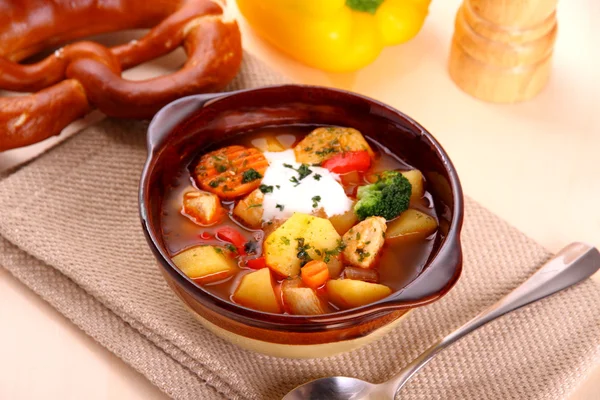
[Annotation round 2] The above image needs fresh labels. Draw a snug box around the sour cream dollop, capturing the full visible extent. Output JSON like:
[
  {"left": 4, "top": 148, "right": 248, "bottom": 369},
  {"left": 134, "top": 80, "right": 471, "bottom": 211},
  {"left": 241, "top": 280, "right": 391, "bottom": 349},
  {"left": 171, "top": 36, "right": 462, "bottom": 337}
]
[{"left": 261, "top": 150, "right": 352, "bottom": 221}]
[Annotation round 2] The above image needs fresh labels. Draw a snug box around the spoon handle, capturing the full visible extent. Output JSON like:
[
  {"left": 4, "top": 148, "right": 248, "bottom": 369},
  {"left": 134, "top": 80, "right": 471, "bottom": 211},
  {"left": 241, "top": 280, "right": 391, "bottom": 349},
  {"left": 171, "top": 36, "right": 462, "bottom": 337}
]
[{"left": 380, "top": 242, "right": 600, "bottom": 398}]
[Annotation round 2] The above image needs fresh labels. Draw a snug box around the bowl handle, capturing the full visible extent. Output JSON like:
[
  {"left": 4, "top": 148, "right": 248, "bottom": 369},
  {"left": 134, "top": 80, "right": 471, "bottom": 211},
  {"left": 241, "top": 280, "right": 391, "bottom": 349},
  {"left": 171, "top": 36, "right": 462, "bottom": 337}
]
[
  {"left": 146, "top": 92, "right": 234, "bottom": 152},
  {"left": 393, "top": 235, "right": 463, "bottom": 304}
]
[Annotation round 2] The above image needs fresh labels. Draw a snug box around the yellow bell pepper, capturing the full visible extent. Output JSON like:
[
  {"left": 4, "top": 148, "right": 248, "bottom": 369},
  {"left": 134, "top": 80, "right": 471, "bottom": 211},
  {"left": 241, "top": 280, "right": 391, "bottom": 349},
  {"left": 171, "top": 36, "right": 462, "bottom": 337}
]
[{"left": 236, "top": 0, "right": 431, "bottom": 72}]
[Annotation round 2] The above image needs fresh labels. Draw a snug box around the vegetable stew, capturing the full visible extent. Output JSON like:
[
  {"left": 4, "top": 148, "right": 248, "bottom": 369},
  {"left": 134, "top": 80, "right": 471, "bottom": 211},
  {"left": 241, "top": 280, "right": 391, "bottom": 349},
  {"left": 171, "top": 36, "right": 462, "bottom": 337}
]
[{"left": 161, "top": 125, "right": 439, "bottom": 315}]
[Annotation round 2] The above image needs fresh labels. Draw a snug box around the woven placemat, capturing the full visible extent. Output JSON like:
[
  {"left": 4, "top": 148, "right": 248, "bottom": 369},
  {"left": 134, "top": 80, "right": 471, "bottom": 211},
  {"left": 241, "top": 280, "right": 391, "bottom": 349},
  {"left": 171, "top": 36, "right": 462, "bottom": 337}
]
[{"left": 1, "top": 53, "right": 599, "bottom": 400}]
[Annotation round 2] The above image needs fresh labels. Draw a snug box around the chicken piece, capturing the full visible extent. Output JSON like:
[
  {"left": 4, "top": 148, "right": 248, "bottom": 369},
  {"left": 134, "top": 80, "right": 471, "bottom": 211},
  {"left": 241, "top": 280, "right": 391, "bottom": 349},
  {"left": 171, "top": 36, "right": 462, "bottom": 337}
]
[
  {"left": 342, "top": 216, "right": 387, "bottom": 268},
  {"left": 233, "top": 189, "right": 264, "bottom": 228},
  {"left": 182, "top": 190, "right": 224, "bottom": 225},
  {"left": 294, "top": 127, "right": 374, "bottom": 165}
]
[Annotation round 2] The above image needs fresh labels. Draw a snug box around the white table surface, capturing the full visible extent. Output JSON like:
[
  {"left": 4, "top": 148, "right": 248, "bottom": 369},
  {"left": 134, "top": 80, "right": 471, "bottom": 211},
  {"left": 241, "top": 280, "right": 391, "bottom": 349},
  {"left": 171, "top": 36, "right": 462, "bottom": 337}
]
[{"left": 1, "top": 1, "right": 598, "bottom": 399}]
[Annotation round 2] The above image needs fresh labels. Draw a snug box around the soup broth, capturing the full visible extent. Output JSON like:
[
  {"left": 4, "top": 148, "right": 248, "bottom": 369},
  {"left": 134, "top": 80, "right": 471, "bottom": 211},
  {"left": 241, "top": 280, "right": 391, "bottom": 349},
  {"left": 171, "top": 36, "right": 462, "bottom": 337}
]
[{"left": 161, "top": 125, "right": 438, "bottom": 315}]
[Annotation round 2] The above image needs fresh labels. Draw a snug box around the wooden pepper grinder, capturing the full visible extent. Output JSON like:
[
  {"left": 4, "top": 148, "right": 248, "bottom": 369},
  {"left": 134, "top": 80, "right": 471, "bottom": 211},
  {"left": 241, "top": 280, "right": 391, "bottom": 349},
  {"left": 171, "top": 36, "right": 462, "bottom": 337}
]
[{"left": 448, "top": 0, "right": 558, "bottom": 103}]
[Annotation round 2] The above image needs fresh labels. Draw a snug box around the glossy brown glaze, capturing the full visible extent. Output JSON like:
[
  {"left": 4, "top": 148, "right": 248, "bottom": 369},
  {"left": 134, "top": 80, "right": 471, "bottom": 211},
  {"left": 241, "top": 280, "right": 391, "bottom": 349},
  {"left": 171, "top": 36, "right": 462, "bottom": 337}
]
[
  {"left": 0, "top": 0, "right": 242, "bottom": 151},
  {"left": 140, "top": 85, "right": 464, "bottom": 344}
]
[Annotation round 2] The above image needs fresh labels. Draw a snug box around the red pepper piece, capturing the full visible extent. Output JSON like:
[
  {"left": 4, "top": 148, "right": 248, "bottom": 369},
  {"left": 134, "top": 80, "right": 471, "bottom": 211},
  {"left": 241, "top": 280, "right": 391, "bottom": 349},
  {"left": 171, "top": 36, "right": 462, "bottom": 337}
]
[
  {"left": 246, "top": 257, "right": 266, "bottom": 269},
  {"left": 216, "top": 227, "right": 247, "bottom": 255},
  {"left": 322, "top": 151, "right": 371, "bottom": 174}
]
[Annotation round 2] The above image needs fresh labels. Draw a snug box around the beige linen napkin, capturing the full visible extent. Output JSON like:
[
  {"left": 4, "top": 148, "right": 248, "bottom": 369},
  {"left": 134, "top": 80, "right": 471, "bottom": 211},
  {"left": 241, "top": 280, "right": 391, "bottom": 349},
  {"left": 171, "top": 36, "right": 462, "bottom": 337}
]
[{"left": 1, "top": 54, "right": 599, "bottom": 400}]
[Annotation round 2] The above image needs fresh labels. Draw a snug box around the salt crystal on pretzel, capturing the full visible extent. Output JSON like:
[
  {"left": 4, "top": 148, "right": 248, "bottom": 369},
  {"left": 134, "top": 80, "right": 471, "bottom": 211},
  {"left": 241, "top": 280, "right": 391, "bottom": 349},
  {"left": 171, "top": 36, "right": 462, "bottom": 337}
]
[{"left": 0, "top": 0, "right": 242, "bottom": 151}]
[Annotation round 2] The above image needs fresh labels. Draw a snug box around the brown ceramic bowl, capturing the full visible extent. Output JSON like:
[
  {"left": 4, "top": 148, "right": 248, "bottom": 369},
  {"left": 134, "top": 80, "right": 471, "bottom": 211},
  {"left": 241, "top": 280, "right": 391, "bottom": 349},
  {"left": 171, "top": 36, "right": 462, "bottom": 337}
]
[{"left": 139, "top": 85, "right": 464, "bottom": 358}]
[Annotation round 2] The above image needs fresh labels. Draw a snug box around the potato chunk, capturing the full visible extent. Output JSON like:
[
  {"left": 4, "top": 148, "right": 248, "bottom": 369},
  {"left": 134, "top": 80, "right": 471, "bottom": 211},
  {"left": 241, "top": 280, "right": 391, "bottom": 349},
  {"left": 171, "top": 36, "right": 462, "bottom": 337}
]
[
  {"left": 342, "top": 217, "right": 387, "bottom": 268},
  {"left": 172, "top": 246, "right": 237, "bottom": 284},
  {"left": 329, "top": 208, "right": 358, "bottom": 236},
  {"left": 326, "top": 255, "right": 344, "bottom": 278},
  {"left": 264, "top": 213, "right": 341, "bottom": 277},
  {"left": 386, "top": 209, "right": 438, "bottom": 240},
  {"left": 182, "top": 190, "right": 224, "bottom": 225},
  {"left": 233, "top": 268, "right": 281, "bottom": 313},
  {"left": 251, "top": 136, "right": 286, "bottom": 152},
  {"left": 401, "top": 170, "right": 424, "bottom": 202},
  {"left": 283, "top": 287, "right": 327, "bottom": 315},
  {"left": 327, "top": 279, "right": 392, "bottom": 309},
  {"left": 294, "top": 127, "right": 374, "bottom": 164},
  {"left": 233, "top": 189, "right": 264, "bottom": 228}
]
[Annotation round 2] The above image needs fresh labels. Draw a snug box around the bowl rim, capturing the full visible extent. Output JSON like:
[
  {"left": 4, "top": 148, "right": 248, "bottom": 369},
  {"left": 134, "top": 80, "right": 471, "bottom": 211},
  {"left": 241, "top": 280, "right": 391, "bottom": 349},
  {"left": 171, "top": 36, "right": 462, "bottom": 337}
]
[{"left": 139, "top": 84, "right": 464, "bottom": 331}]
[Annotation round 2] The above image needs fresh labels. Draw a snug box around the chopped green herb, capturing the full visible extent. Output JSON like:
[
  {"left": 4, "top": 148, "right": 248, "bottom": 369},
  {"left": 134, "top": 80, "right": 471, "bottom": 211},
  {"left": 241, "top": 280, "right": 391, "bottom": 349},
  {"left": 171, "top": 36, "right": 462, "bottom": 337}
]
[
  {"left": 323, "top": 240, "right": 346, "bottom": 263},
  {"left": 356, "top": 232, "right": 361, "bottom": 240},
  {"left": 215, "top": 164, "right": 227, "bottom": 173},
  {"left": 214, "top": 247, "right": 223, "bottom": 254},
  {"left": 225, "top": 244, "right": 237, "bottom": 253},
  {"left": 246, "top": 203, "right": 263, "bottom": 209},
  {"left": 284, "top": 163, "right": 313, "bottom": 185},
  {"left": 241, "top": 168, "right": 263, "bottom": 184},
  {"left": 296, "top": 238, "right": 312, "bottom": 266},
  {"left": 281, "top": 236, "right": 290, "bottom": 245},
  {"left": 208, "top": 176, "right": 226, "bottom": 188},
  {"left": 304, "top": 146, "right": 313, "bottom": 152},
  {"left": 222, "top": 185, "right": 233, "bottom": 192},
  {"left": 276, "top": 204, "right": 285, "bottom": 211},
  {"left": 356, "top": 249, "right": 371, "bottom": 263},
  {"left": 311, "top": 195, "right": 322, "bottom": 208},
  {"left": 313, "top": 174, "right": 322, "bottom": 181},
  {"left": 316, "top": 147, "right": 336, "bottom": 157},
  {"left": 297, "top": 164, "right": 313, "bottom": 180},
  {"left": 276, "top": 185, "right": 280, "bottom": 189},
  {"left": 259, "top": 184, "right": 274, "bottom": 194}
]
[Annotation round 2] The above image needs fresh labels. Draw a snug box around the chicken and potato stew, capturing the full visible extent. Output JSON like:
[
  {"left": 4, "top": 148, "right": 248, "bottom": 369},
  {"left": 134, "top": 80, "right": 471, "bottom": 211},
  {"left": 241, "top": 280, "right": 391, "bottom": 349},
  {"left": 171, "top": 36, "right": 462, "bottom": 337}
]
[{"left": 162, "top": 126, "right": 439, "bottom": 315}]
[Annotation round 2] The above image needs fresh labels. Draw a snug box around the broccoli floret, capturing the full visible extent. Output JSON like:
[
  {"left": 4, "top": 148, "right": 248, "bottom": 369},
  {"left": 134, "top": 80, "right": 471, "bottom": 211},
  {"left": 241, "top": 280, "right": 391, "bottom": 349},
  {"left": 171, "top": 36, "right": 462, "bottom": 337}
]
[{"left": 354, "top": 171, "right": 412, "bottom": 220}]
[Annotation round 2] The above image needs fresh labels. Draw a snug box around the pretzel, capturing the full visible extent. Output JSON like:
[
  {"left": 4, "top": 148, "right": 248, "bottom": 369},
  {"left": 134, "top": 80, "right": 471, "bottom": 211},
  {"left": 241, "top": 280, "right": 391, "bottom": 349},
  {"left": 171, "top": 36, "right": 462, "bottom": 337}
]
[{"left": 0, "top": 0, "right": 242, "bottom": 151}]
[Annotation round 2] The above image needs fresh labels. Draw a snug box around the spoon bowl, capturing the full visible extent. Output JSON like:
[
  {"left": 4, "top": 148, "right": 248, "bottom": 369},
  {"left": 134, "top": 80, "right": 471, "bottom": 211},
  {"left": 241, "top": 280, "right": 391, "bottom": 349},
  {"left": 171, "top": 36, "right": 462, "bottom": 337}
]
[{"left": 282, "top": 377, "right": 380, "bottom": 400}]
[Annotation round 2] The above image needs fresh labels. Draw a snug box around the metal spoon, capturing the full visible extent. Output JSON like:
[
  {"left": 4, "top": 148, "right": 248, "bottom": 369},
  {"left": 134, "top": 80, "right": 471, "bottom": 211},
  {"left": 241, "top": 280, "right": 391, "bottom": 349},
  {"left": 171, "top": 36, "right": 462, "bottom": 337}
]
[{"left": 283, "top": 242, "right": 600, "bottom": 400}]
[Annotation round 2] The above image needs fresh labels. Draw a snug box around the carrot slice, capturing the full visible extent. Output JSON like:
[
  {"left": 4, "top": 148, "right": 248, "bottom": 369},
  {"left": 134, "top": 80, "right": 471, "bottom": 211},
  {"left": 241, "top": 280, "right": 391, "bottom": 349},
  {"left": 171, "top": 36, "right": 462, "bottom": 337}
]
[
  {"left": 194, "top": 145, "right": 268, "bottom": 199},
  {"left": 301, "top": 260, "right": 330, "bottom": 289}
]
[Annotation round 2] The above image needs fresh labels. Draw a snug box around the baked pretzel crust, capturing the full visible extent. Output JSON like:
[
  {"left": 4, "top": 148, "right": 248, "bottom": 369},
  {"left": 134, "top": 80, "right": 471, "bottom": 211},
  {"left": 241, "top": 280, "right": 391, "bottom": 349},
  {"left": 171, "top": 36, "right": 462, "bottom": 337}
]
[{"left": 0, "top": 0, "right": 242, "bottom": 151}]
